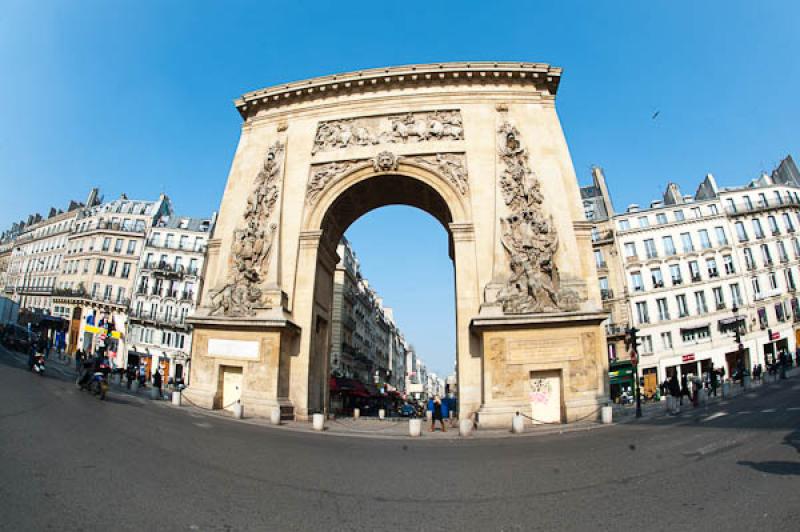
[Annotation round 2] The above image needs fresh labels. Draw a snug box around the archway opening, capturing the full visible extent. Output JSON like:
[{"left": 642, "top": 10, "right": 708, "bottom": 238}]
[{"left": 308, "top": 173, "right": 459, "bottom": 418}]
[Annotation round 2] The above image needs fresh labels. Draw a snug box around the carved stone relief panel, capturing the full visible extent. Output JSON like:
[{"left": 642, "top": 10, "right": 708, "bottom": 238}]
[
  {"left": 312, "top": 110, "right": 464, "bottom": 154},
  {"left": 209, "top": 141, "right": 285, "bottom": 317},
  {"left": 305, "top": 152, "right": 469, "bottom": 205},
  {"left": 491, "top": 121, "right": 582, "bottom": 314}
]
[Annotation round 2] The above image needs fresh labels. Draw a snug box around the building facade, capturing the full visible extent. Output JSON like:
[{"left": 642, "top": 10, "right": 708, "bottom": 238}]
[
  {"left": 126, "top": 215, "right": 215, "bottom": 383},
  {"left": 585, "top": 155, "right": 800, "bottom": 398},
  {"left": 53, "top": 192, "right": 172, "bottom": 367}
]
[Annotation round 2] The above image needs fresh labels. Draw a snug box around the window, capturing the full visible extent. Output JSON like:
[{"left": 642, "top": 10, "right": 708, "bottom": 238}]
[
  {"left": 674, "top": 210, "right": 685, "bottom": 221},
  {"left": 108, "top": 260, "right": 118, "bottom": 276},
  {"left": 624, "top": 242, "right": 638, "bottom": 259},
  {"left": 656, "top": 213, "right": 668, "bottom": 225},
  {"left": 188, "top": 258, "right": 198, "bottom": 275},
  {"left": 768, "top": 216, "right": 780, "bottom": 236},
  {"left": 723, "top": 255, "right": 735, "bottom": 275},
  {"left": 594, "top": 250, "right": 605, "bottom": 268},
  {"left": 743, "top": 196, "right": 753, "bottom": 210},
  {"left": 670, "top": 264, "right": 683, "bottom": 285},
  {"left": 769, "top": 272, "right": 778, "bottom": 291},
  {"left": 127, "top": 240, "right": 137, "bottom": 255},
  {"left": 91, "top": 283, "right": 99, "bottom": 297},
  {"left": 715, "top": 227, "right": 728, "bottom": 246},
  {"left": 619, "top": 219, "right": 630, "bottom": 231},
  {"left": 775, "top": 191, "right": 783, "bottom": 205},
  {"left": 682, "top": 326, "right": 711, "bottom": 343},
  {"left": 103, "top": 285, "right": 112, "bottom": 300},
  {"left": 778, "top": 241, "right": 789, "bottom": 262},
  {"left": 786, "top": 269, "right": 796, "bottom": 291},
  {"left": 744, "top": 248, "right": 756, "bottom": 270},
  {"left": 635, "top": 301, "right": 650, "bottom": 324},
  {"left": 174, "top": 256, "right": 183, "bottom": 271},
  {"left": 150, "top": 233, "right": 161, "bottom": 246},
  {"left": 688, "top": 260, "right": 701, "bottom": 282},
  {"left": 782, "top": 213, "right": 795, "bottom": 233},
  {"left": 676, "top": 294, "right": 689, "bottom": 317},
  {"left": 102, "top": 237, "right": 111, "bottom": 251},
  {"left": 794, "top": 238, "right": 800, "bottom": 259},
  {"left": 121, "top": 262, "right": 131, "bottom": 279},
  {"left": 656, "top": 298, "right": 670, "bottom": 321},
  {"left": 691, "top": 207, "right": 702, "bottom": 218},
  {"left": 713, "top": 287, "right": 725, "bottom": 310},
  {"left": 758, "top": 193, "right": 768, "bottom": 208},
  {"left": 631, "top": 272, "right": 644, "bottom": 292},
  {"left": 726, "top": 198, "right": 737, "bottom": 213},
  {"left": 179, "top": 235, "right": 189, "bottom": 249},
  {"left": 638, "top": 216, "right": 650, "bottom": 228},
  {"left": 776, "top": 302, "right": 787, "bottom": 322},
  {"left": 662, "top": 236, "right": 676, "bottom": 255},
  {"left": 752, "top": 277, "right": 762, "bottom": 298},
  {"left": 730, "top": 283, "right": 743, "bottom": 307},
  {"left": 114, "top": 238, "right": 123, "bottom": 253},
  {"left": 752, "top": 219, "right": 765, "bottom": 239},
  {"left": 644, "top": 239, "right": 657, "bottom": 259},
  {"left": 708, "top": 204, "right": 719, "bottom": 215},
  {"left": 95, "top": 259, "right": 106, "bottom": 274},
  {"left": 661, "top": 331, "right": 673, "bottom": 350},
  {"left": 681, "top": 232, "right": 694, "bottom": 252},
  {"left": 735, "top": 222, "right": 749, "bottom": 242},
  {"left": 699, "top": 229, "right": 711, "bottom": 249},
  {"left": 145, "top": 252, "right": 154, "bottom": 268},
  {"left": 695, "top": 291, "right": 708, "bottom": 314},
  {"left": 83, "top": 260, "right": 89, "bottom": 274},
  {"left": 640, "top": 335, "right": 653, "bottom": 354},
  {"left": 706, "top": 258, "right": 718, "bottom": 278},
  {"left": 599, "top": 277, "right": 609, "bottom": 297},
  {"left": 165, "top": 234, "right": 175, "bottom": 248},
  {"left": 116, "top": 287, "right": 125, "bottom": 303},
  {"left": 761, "top": 244, "right": 773, "bottom": 266},
  {"left": 757, "top": 307, "right": 768, "bottom": 329},
  {"left": 651, "top": 268, "right": 664, "bottom": 288}
]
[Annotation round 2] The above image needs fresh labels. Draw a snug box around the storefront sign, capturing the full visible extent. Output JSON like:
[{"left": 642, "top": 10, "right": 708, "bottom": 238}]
[
  {"left": 83, "top": 324, "right": 122, "bottom": 339},
  {"left": 682, "top": 354, "right": 695, "bottom": 362},
  {"left": 770, "top": 332, "right": 780, "bottom": 341}
]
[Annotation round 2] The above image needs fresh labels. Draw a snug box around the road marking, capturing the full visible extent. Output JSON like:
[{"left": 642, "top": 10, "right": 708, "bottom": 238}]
[
  {"left": 738, "top": 411, "right": 752, "bottom": 414},
  {"left": 761, "top": 409, "right": 777, "bottom": 413},
  {"left": 702, "top": 412, "right": 728, "bottom": 422},
  {"left": 193, "top": 422, "right": 213, "bottom": 429},
  {"left": 788, "top": 407, "right": 800, "bottom": 412}
]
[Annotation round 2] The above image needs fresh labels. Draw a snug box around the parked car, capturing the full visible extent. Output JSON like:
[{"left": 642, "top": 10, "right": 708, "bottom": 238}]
[
  {"left": 1, "top": 324, "right": 33, "bottom": 353},
  {"left": 399, "top": 402, "right": 417, "bottom": 417}
]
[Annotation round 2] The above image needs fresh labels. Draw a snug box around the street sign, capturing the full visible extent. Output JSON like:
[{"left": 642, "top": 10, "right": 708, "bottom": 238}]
[
  {"left": 682, "top": 354, "right": 695, "bottom": 362},
  {"left": 770, "top": 332, "right": 780, "bottom": 341}
]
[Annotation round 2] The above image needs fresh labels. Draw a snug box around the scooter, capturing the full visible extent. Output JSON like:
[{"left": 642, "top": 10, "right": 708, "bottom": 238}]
[
  {"left": 89, "top": 366, "right": 109, "bottom": 400},
  {"left": 31, "top": 354, "right": 46, "bottom": 376}
]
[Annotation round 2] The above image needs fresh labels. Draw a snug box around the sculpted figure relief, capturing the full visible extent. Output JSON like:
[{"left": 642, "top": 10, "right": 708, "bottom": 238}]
[
  {"left": 412, "top": 153, "right": 469, "bottom": 194},
  {"left": 494, "top": 122, "right": 580, "bottom": 314},
  {"left": 306, "top": 161, "right": 357, "bottom": 204},
  {"left": 312, "top": 110, "right": 464, "bottom": 154},
  {"left": 210, "top": 141, "right": 285, "bottom": 317}
]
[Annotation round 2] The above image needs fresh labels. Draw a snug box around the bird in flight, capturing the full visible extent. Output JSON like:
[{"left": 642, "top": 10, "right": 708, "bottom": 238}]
[{"left": 651, "top": 110, "right": 660, "bottom": 120}]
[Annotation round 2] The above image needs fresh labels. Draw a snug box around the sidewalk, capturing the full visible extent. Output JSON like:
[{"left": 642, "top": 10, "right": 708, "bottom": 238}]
[{"left": 612, "top": 366, "right": 800, "bottom": 423}]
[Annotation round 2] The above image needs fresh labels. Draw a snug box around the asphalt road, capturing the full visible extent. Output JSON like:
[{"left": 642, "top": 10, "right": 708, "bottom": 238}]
[{"left": 1, "top": 353, "right": 798, "bottom": 531}]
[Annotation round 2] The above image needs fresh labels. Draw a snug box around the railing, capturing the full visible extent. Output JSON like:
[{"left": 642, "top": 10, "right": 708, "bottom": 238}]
[
  {"left": 143, "top": 261, "right": 197, "bottom": 277},
  {"left": 596, "top": 261, "right": 607, "bottom": 269},
  {"left": 600, "top": 289, "right": 614, "bottom": 301},
  {"left": 145, "top": 239, "right": 208, "bottom": 254},
  {"left": 725, "top": 196, "right": 800, "bottom": 217},
  {"left": 591, "top": 230, "right": 614, "bottom": 243},
  {"left": 605, "top": 323, "right": 625, "bottom": 336},
  {"left": 72, "top": 221, "right": 145, "bottom": 235}
]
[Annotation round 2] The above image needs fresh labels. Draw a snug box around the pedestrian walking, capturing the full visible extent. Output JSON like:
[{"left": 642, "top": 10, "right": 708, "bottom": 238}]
[
  {"left": 428, "top": 395, "right": 448, "bottom": 432},
  {"left": 668, "top": 373, "right": 681, "bottom": 413},
  {"left": 680, "top": 373, "right": 690, "bottom": 405},
  {"left": 74, "top": 349, "right": 83, "bottom": 372},
  {"left": 153, "top": 369, "right": 163, "bottom": 398}
]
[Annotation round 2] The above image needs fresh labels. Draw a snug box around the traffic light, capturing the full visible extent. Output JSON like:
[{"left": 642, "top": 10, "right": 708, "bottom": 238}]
[
  {"left": 767, "top": 328, "right": 772, "bottom": 343},
  {"left": 624, "top": 326, "right": 639, "bottom": 352}
]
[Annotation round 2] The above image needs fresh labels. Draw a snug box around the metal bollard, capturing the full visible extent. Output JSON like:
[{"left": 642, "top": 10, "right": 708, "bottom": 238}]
[
  {"left": 601, "top": 405, "right": 613, "bottom": 424},
  {"left": 353, "top": 408, "right": 360, "bottom": 420},
  {"left": 426, "top": 410, "right": 432, "bottom": 422},
  {"left": 743, "top": 375, "right": 751, "bottom": 390},
  {"left": 722, "top": 382, "right": 731, "bottom": 398},
  {"left": 172, "top": 390, "right": 181, "bottom": 406},
  {"left": 459, "top": 418, "right": 473, "bottom": 436},
  {"left": 270, "top": 407, "right": 281, "bottom": 425},
  {"left": 409, "top": 418, "right": 422, "bottom": 437},
  {"left": 131, "top": 381, "right": 139, "bottom": 393},
  {"left": 511, "top": 413, "right": 525, "bottom": 434},
  {"left": 378, "top": 408, "right": 386, "bottom": 420},
  {"left": 150, "top": 387, "right": 160, "bottom": 400},
  {"left": 312, "top": 413, "right": 325, "bottom": 431},
  {"left": 233, "top": 401, "right": 243, "bottom": 419}
]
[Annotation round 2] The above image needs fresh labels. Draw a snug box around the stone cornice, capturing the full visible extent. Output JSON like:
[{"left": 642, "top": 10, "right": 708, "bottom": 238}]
[{"left": 235, "top": 62, "right": 562, "bottom": 119}]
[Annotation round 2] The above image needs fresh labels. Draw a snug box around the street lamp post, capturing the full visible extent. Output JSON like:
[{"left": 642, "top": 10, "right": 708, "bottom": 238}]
[
  {"left": 625, "top": 325, "right": 642, "bottom": 418},
  {"left": 732, "top": 304, "right": 745, "bottom": 385}
]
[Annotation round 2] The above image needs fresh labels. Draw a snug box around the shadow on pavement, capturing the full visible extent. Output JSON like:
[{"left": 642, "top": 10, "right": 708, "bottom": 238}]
[{"left": 737, "top": 460, "right": 800, "bottom": 476}]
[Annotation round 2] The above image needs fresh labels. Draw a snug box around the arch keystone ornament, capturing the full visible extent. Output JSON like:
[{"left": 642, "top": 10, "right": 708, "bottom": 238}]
[{"left": 185, "top": 62, "right": 609, "bottom": 426}]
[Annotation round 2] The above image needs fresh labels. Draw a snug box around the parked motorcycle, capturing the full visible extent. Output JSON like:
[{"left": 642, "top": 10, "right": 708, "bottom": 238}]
[
  {"left": 31, "top": 354, "right": 45, "bottom": 376},
  {"left": 89, "top": 367, "right": 109, "bottom": 400}
]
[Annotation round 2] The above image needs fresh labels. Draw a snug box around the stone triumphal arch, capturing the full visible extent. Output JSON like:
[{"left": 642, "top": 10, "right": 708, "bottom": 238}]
[{"left": 185, "top": 62, "right": 609, "bottom": 427}]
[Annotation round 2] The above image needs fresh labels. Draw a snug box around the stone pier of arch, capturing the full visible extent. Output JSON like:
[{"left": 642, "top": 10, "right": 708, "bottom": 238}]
[{"left": 183, "top": 62, "right": 610, "bottom": 428}]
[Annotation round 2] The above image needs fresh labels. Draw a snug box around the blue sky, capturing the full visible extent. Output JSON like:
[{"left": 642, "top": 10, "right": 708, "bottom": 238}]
[{"left": 2, "top": 1, "right": 798, "bottom": 375}]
